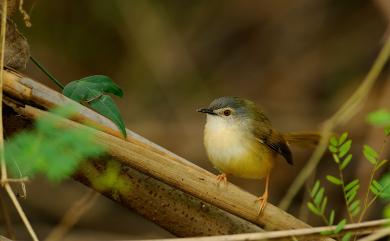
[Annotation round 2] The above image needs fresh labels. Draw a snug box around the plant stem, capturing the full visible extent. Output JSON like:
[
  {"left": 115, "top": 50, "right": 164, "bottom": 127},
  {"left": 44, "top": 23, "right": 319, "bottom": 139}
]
[
  {"left": 335, "top": 154, "right": 355, "bottom": 223},
  {"left": 30, "top": 56, "right": 65, "bottom": 89},
  {"left": 0, "top": 1, "right": 39, "bottom": 240}
]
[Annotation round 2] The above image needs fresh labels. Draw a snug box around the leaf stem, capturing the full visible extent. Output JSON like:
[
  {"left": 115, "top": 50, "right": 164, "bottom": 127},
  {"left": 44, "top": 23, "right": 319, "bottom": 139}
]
[
  {"left": 30, "top": 56, "right": 65, "bottom": 89},
  {"left": 335, "top": 154, "right": 354, "bottom": 223}
]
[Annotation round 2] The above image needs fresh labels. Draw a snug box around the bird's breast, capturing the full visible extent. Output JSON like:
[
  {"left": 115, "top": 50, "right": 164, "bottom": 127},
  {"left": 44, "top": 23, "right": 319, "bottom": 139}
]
[{"left": 203, "top": 117, "right": 274, "bottom": 179}]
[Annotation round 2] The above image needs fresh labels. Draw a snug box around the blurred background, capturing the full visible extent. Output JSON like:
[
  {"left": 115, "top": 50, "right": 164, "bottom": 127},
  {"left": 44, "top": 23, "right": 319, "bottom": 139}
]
[{"left": 3, "top": 0, "right": 390, "bottom": 240}]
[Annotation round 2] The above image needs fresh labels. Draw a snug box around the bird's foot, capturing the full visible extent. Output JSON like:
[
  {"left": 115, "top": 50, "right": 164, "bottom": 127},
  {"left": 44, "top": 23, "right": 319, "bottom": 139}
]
[
  {"left": 216, "top": 173, "right": 228, "bottom": 185},
  {"left": 255, "top": 192, "right": 268, "bottom": 216}
]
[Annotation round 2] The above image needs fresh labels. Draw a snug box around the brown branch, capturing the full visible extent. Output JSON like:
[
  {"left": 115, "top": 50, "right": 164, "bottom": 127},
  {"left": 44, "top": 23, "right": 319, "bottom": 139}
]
[
  {"left": 44, "top": 190, "right": 99, "bottom": 241},
  {"left": 132, "top": 219, "right": 390, "bottom": 241},
  {"left": 3, "top": 99, "right": 263, "bottom": 237},
  {"left": 1, "top": 70, "right": 325, "bottom": 235}
]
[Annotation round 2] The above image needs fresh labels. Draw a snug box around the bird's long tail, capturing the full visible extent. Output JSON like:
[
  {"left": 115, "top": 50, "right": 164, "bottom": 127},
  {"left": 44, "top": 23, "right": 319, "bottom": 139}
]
[{"left": 283, "top": 132, "right": 321, "bottom": 147}]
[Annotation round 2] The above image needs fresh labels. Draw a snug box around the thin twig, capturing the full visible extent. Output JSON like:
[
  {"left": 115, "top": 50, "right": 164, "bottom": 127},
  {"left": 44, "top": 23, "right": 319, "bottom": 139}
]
[
  {"left": 356, "top": 227, "right": 390, "bottom": 241},
  {"left": 18, "top": 0, "right": 31, "bottom": 27},
  {"left": 0, "top": 1, "right": 38, "bottom": 240},
  {"left": 279, "top": 35, "right": 390, "bottom": 210},
  {"left": 29, "top": 56, "right": 64, "bottom": 89},
  {"left": 132, "top": 219, "right": 389, "bottom": 241},
  {"left": 45, "top": 190, "right": 98, "bottom": 241}
]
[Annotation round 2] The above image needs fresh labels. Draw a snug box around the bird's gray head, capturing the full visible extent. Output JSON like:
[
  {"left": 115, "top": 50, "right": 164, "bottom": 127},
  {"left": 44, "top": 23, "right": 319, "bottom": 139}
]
[{"left": 197, "top": 96, "right": 257, "bottom": 120}]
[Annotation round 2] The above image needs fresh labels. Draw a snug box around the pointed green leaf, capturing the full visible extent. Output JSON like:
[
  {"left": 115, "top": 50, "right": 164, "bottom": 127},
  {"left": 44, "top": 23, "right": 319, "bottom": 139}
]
[
  {"left": 320, "top": 197, "right": 328, "bottom": 214},
  {"left": 367, "top": 109, "right": 390, "bottom": 126},
  {"left": 379, "top": 174, "right": 390, "bottom": 200},
  {"left": 334, "top": 219, "right": 347, "bottom": 234},
  {"left": 345, "top": 179, "right": 359, "bottom": 192},
  {"left": 314, "top": 187, "right": 324, "bottom": 206},
  {"left": 311, "top": 180, "right": 321, "bottom": 198},
  {"left": 370, "top": 184, "right": 380, "bottom": 195},
  {"left": 342, "top": 232, "right": 353, "bottom": 241},
  {"left": 320, "top": 230, "right": 335, "bottom": 235},
  {"left": 349, "top": 200, "right": 360, "bottom": 212},
  {"left": 363, "top": 145, "right": 378, "bottom": 165},
  {"left": 329, "top": 145, "right": 338, "bottom": 153},
  {"left": 63, "top": 75, "right": 126, "bottom": 138},
  {"left": 373, "top": 180, "right": 383, "bottom": 191},
  {"left": 351, "top": 205, "right": 360, "bottom": 217},
  {"left": 329, "top": 210, "right": 335, "bottom": 225},
  {"left": 340, "top": 154, "right": 353, "bottom": 170},
  {"left": 89, "top": 95, "right": 127, "bottom": 138},
  {"left": 326, "top": 175, "right": 342, "bottom": 185},
  {"left": 347, "top": 190, "right": 357, "bottom": 205},
  {"left": 339, "top": 140, "right": 352, "bottom": 158},
  {"left": 63, "top": 75, "right": 123, "bottom": 102},
  {"left": 338, "top": 132, "right": 348, "bottom": 145},
  {"left": 385, "top": 126, "right": 390, "bottom": 136},
  {"left": 307, "top": 202, "right": 321, "bottom": 216},
  {"left": 330, "top": 136, "right": 338, "bottom": 146}
]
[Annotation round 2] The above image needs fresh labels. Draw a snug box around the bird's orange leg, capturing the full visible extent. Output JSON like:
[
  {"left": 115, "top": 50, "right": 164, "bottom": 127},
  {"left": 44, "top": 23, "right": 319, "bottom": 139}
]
[
  {"left": 216, "top": 173, "right": 228, "bottom": 185},
  {"left": 256, "top": 171, "right": 270, "bottom": 215}
]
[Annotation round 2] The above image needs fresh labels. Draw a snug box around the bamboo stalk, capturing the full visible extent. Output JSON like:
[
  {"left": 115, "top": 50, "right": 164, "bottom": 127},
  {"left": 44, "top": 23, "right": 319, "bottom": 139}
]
[
  {"left": 3, "top": 100, "right": 263, "bottom": 237},
  {"left": 3, "top": 70, "right": 331, "bottom": 238}
]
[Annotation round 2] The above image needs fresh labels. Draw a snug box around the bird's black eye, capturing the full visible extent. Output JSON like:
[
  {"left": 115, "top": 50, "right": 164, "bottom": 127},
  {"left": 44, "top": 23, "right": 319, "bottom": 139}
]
[{"left": 223, "top": 109, "right": 231, "bottom": 116}]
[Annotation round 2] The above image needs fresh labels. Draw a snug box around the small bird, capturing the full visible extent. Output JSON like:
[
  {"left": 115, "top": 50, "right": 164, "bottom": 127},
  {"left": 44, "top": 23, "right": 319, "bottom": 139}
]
[{"left": 198, "top": 96, "right": 319, "bottom": 214}]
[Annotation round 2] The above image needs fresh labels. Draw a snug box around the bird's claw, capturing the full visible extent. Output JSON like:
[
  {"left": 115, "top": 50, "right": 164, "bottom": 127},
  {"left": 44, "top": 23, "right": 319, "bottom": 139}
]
[
  {"left": 216, "top": 173, "right": 228, "bottom": 185},
  {"left": 255, "top": 193, "right": 268, "bottom": 216}
]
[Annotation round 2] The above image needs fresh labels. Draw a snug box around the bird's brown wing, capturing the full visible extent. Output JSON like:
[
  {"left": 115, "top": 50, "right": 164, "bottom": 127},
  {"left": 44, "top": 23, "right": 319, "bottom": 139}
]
[{"left": 252, "top": 111, "right": 293, "bottom": 165}]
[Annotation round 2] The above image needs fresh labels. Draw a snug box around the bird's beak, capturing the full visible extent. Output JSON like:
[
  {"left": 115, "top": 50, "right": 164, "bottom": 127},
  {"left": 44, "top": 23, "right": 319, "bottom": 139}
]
[{"left": 197, "top": 108, "right": 216, "bottom": 115}]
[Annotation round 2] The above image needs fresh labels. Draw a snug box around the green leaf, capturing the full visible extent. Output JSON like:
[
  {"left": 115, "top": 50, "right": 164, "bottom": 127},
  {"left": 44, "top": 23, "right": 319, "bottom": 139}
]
[
  {"left": 334, "top": 219, "right": 347, "bottom": 234},
  {"left": 373, "top": 180, "right": 383, "bottom": 191},
  {"left": 329, "top": 145, "right": 338, "bottom": 153},
  {"left": 370, "top": 184, "right": 379, "bottom": 195},
  {"left": 326, "top": 175, "right": 342, "bottom": 185},
  {"left": 311, "top": 180, "right": 321, "bottom": 198},
  {"left": 384, "top": 203, "right": 390, "bottom": 218},
  {"left": 63, "top": 75, "right": 123, "bottom": 102},
  {"left": 340, "top": 154, "right": 353, "bottom": 170},
  {"left": 89, "top": 95, "right": 127, "bottom": 138},
  {"left": 314, "top": 187, "right": 324, "bottom": 206},
  {"left": 385, "top": 126, "right": 390, "bottom": 136},
  {"left": 379, "top": 174, "right": 390, "bottom": 200},
  {"left": 320, "top": 230, "right": 335, "bottom": 235},
  {"left": 345, "top": 179, "right": 359, "bottom": 192},
  {"left": 320, "top": 197, "right": 328, "bottom": 214},
  {"left": 63, "top": 75, "right": 127, "bottom": 138},
  {"left": 351, "top": 205, "right": 360, "bottom": 217},
  {"left": 338, "top": 140, "right": 352, "bottom": 158},
  {"left": 329, "top": 210, "right": 335, "bottom": 225},
  {"left": 367, "top": 109, "right": 390, "bottom": 126},
  {"left": 342, "top": 232, "right": 353, "bottom": 241},
  {"left": 363, "top": 145, "right": 378, "bottom": 165},
  {"left": 4, "top": 106, "right": 105, "bottom": 181},
  {"left": 349, "top": 200, "right": 360, "bottom": 213},
  {"left": 338, "top": 132, "right": 348, "bottom": 145},
  {"left": 330, "top": 136, "right": 338, "bottom": 146},
  {"left": 307, "top": 202, "right": 321, "bottom": 216},
  {"left": 347, "top": 190, "right": 358, "bottom": 205}
]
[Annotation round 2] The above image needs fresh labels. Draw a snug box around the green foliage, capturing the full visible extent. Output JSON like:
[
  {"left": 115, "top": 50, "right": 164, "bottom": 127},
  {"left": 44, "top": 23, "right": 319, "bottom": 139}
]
[
  {"left": 4, "top": 106, "right": 105, "bottom": 181},
  {"left": 63, "top": 75, "right": 127, "bottom": 138},
  {"left": 363, "top": 145, "right": 378, "bottom": 165},
  {"left": 379, "top": 173, "right": 390, "bottom": 201},
  {"left": 308, "top": 116, "right": 389, "bottom": 240},
  {"left": 367, "top": 109, "right": 390, "bottom": 136}
]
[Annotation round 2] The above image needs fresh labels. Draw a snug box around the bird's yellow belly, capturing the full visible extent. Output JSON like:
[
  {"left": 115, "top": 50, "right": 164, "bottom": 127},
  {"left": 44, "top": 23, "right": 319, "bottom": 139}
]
[{"left": 204, "top": 124, "right": 275, "bottom": 179}]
